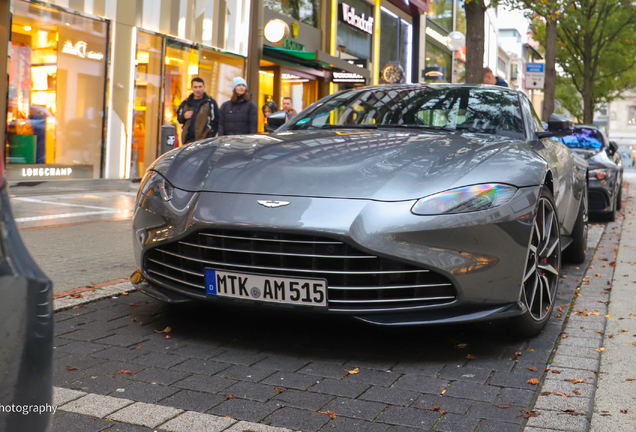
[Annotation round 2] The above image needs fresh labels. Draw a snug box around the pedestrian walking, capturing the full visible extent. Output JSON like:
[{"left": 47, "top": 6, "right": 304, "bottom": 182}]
[
  {"left": 177, "top": 77, "right": 219, "bottom": 144},
  {"left": 483, "top": 67, "right": 508, "bottom": 87},
  {"left": 282, "top": 97, "right": 297, "bottom": 121},
  {"left": 218, "top": 77, "right": 258, "bottom": 136},
  {"left": 262, "top": 101, "right": 279, "bottom": 133}
]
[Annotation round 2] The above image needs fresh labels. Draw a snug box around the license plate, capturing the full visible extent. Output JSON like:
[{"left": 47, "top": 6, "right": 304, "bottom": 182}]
[{"left": 205, "top": 269, "right": 327, "bottom": 307}]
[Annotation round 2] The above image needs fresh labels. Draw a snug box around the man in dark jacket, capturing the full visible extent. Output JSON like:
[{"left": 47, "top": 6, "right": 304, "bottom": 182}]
[
  {"left": 177, "top": 77, "right": 219, "bottom": 144},
  {"left": 218, "top": 77, "right": 258, "bottom": 136}
]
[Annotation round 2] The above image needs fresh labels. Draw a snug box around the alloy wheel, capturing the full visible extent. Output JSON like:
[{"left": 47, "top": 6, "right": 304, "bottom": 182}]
[{"left": 522, "top": 196, "right": 560, "bottom": 321}]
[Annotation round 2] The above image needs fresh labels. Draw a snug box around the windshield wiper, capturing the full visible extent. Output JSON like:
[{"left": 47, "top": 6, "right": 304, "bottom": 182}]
[
  {"left": 377, "top": 124, "right": 456, "bottom": 132},
  {"left": 319, "top": 124, "right": 378, "bottom": 129}
]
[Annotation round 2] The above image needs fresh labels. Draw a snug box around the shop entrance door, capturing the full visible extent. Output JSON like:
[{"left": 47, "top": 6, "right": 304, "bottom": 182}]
[
  {"left": 280, "top": 69, "right": 317, "bottom": 118},
  {"left": 163, "top": 40, "right": 199, "bottom": 147}
]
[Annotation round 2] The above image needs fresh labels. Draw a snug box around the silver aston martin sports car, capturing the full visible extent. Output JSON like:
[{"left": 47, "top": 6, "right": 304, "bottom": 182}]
[{"left": 132, "top": 84, "right": 588, "bottom": 337}]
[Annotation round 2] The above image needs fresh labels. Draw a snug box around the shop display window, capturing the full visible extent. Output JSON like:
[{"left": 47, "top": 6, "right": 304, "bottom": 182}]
[
  {"left": 379, "top": 7, "right": 412, "bottom": 83},
  {"left": 425, "top": 42, "right": 452, "bottom": 83},
  {"left": 199, "top": 49, "right": 246, "bottom": 106},
  {"left": 6, "top": 1, "right": 108, "bottom": 180},
  {"left": 132, "top": 32, "right": 163, "bottom": 178},
  {"left": 258, "top": 70, "right": 275, "bottom": 133},
  {"left": 163, "top": 42, "right": 199, "bottom": 147},
  {"left": 281, "top": 72, "right": 317, "bottom": 115}
]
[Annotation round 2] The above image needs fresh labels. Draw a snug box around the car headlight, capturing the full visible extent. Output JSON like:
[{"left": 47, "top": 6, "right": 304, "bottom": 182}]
[
  {"left": 411, "top": 184, "right": 517, "bottom": 215},
  {"left": 139, "top": 171, "right": 174, "bottom": 202},
  {"left": 590, "top": 168, "right": 609, "bottom": 180}
]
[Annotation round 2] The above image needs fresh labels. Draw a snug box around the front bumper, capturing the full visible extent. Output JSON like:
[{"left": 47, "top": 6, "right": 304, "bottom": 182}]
[
  {"left": 133, "top": 187, "right": 540, "bottom": 325},
  {"left": 588, "top": 178, "right": 616, "bottom": 212}
]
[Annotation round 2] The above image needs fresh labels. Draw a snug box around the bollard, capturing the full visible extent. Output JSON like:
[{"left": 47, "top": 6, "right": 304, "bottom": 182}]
[{"left": 160, "top": 125, "right": 176, "bottom": 155}]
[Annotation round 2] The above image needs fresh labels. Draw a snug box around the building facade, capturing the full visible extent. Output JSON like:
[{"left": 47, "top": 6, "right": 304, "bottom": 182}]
[{"left": 5, "top": 0, "right": 504, "bottom": 183}]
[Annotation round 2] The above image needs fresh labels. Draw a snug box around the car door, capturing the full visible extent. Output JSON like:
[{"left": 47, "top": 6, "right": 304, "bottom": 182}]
[{"left": 520, "top": 94, "right": 572, "bottom": 227}]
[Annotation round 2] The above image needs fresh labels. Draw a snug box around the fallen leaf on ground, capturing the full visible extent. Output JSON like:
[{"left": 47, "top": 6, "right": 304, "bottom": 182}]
[
  {"left": 621, "top": 410, "right": 629, "bottom": 414},
  {"left": 441, "top": 389, "right": 447, "bottom": 395},
  {"left": 595, "top": 348, "right": 605, "bottom": 352},
  {"left": 134, "top": 345, "right": 142, "bottom": 349},
  {"left": 117, "top": 370, "right": 132, "bottom": 375},
  {"left": 626, "top": 379, "right": 636, "bottom": 382},
  {"left": 275, "top": 387, "right": 285, "bottom": 393},
  {"left": 155, "top": 327, "right": 172, "bottom": 333},
  {"left": 610, "top": 262, "right": 617, "bottom": 267},
  {"left": 566, "top": 379, "right": 584, "bottom": 384},
  {"left": 528, "top": 367, "right": 538, "bottom": 372},
  {"left": 429, "top": 405, "right": 441, "bottom": 411},
  {"left": 527, "top": 349, "right": 535, "bottom": 352},
  {"left": 466, "top": 354, "right": 475, "bottom": 359},
  {"left": 67, "top": 367, "right": 77, "bottom": 371},
  {"left": 560, "top": 305, "right": 565, "bottom": 312},
  {"left": 497, "top": 405, "right": 510, "bottom": 409},
  {"left": 121, "top": 292, "right": 129, "bottom": 296},
  {"left": 317, "top": 411, "right": 337, "bottom": 419},
  {"left": 528, "top": 379, "right": 539, "bottom": 385},
  {"left": 551, "top": 370, "right": 561, "bottom": 374},
  {"left": 68, "top": 294, "right": 84, "bottom": 299},
  {"left": 521, "top": 410, "right": 540, "bottom": 419},
  {"left": 347, "top": 368, "right": 359, "bottom": 374},
  {"left": 606, "top": 314, "right": 612, "bottom": 318},
  {"left": 555, "top": 392, "right": 571, "bottom": 397}
]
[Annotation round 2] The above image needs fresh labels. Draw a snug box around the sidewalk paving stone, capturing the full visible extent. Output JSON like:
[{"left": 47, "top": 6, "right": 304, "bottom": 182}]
[
  {"left": 108, "top": 402, "right": 183, "bottom": 428},
  {"left": 322, "top": 397, "right": 387, "bottom": 421},
  {"left": 263, "top": 406, "right": 331, "bottom": 431},
  {"left": 206, "top": 398, "right": 281, "bottom": 422},
  {"left": 159, "top": 410, "right": 236, "bottom": 432},
  {"left": 359, "top": 386, "right": 420, "bottom": 407},
  {"left": 111, "top": 381, "right": 179, "bottom": 403},
  {"left": 375, "top": 405, "right": 441, "bottom": 429},
  {"left": 271, "top": 389, "right": 335, "bottom": 411},
  {"left": 158, "top": 389, "right": 226, "bottom": 412},
  {"left": 60, "top": 393, "right": 134, "bottom": 418},
  {"left": 261, "top": 371, "right": 320, "bottom": 390}
]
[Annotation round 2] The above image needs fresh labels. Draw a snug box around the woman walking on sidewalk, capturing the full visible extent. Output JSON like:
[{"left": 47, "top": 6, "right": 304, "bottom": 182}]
[{"left": 218, "top": 77, "right": 258, "bottom": 136}]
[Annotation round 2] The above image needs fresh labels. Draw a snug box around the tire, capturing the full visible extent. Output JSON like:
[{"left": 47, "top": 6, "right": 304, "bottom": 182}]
[
  {"left": 616, "top": 184, "right": 623, "bottom": 211},
  {"left": 510, "top": 188, "right": 561, "bottom": 338},
  {"left": 562, "top": 189, "right": 588, "bottom": 264}
]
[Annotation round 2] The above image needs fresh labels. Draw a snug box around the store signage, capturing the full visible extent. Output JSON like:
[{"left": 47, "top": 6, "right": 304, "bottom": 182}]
[
  {"left": 284, "top": 39, "right": 305, "bottom": 50},
  {"left": 423, "top": 67, "right": 445, "bottom": 81},
  {"left": 333, "top": 72, "right": 366, "bottom": 83},
  {"left": 21, "top": 167, "right": 73, "bottom": 177},
  {"left": 341, "top": 3, "right": 374, "bottom": 35},
  {"left": 264, "top": 19, "right": 289, "bottom": 45},
  {"left": 61, "top": 40, "right": 104, "bottom": 60}
]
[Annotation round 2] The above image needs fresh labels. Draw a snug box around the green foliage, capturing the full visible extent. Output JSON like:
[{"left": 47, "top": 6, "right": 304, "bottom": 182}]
[
  {"left": 532, "top": 0, "right": 636, "bottom": 121},
  {"left": 554, "top": 76, "right": 583, "bottom": 122}
]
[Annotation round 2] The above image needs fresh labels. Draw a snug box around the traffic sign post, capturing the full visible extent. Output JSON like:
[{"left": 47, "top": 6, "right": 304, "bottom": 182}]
[{"left": 525, "top": 63, "right": 545, "bottom": 89}]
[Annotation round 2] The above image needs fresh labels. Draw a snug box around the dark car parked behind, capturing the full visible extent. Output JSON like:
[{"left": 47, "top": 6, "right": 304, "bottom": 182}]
[{"left": 557, "top": 126, "right": 623, "bottom": 221}]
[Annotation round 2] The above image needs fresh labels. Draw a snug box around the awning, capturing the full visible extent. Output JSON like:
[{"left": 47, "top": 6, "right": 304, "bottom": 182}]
[{"left": 263, "top": 46, "right": 371, "bottom": 79}]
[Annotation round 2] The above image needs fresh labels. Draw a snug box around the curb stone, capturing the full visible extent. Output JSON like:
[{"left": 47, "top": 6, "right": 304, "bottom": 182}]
[{"left": 524, "top": 184, "right": 627, "bottom": 431}]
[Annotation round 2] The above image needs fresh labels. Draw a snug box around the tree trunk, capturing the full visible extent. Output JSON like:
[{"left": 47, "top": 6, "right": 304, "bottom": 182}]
[
  {"left": 582, "top": 30, "right": 594, "bottom": 124},
  {"left": 542, "top": 17, "right": 557, "bottom": 121},
  {"left": 465, "top": 1, "right": 486, "bottom": 84}
]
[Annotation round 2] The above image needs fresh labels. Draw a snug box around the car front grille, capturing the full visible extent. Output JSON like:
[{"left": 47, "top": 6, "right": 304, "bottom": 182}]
[
  {"left": 589, "top": 189, "right": 609, "bottom": 211},
  {"left": 144, "top": 230, "right": 457, "bottom": 313}
]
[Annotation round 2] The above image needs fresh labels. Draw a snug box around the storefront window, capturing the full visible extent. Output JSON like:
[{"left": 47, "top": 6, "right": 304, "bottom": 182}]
[
  {"left": 258, "top": 70, "right": 275, "bottom": 132},
  {"left": 132, "top": 32, "right": 163, "bottom": 178},
  {"left": 456, "top": 0, "right": 466, "bottom": 35},
  {"left": 281, "top": 71, "right": 318, "bottom": 113},
  {"left": 424, "top": 42, "right": 452, "bottom": 83},
  {"left": 336, "top": 0, "right": 373, "bottom": 61},
  {"left": 428, "top": 0, "right": 453, "bottom": 31},
  {"left": 264, "top": 0, "right": 321, "bottom": 28},
  {"left": 6, "top": 0, "right": 108, "bottom": 180},
  {"left": 163, "top": 41, "right": 198, "bottom": 147},
  {"left": 379, "top": 7, "right": 412, "bottom": 83},
  {"left": 198, "top": 49, "right": 245, "bottom": 106}
]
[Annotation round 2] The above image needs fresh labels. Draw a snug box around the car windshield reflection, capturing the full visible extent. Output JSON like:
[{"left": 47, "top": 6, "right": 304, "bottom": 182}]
[{"left": 280, "top": 85, "right": 526, "bottom": 139}]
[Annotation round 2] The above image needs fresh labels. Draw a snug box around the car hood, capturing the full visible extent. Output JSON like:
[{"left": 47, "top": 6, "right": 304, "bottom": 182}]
[{"left": 152, "top": 130, "right": 545, "bottom": 201}]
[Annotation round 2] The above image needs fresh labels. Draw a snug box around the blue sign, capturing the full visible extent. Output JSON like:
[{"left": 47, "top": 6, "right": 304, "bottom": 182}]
[
  {"left": 526, "top": 63, "right": 544, "bottom": 74},
  {"left": 205, "top": 269, "right": 217, "bottom": 295}
]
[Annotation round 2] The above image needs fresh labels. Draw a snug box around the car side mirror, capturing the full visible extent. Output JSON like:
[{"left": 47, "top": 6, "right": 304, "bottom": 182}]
[
  {"left": 536, "top": 113, "right": 574, "bottom": 139},
  {"left": 608, "top": 140, "right": 618, "bottom": 156},
  {"left": 266, "top": 111, "right": 287, "bottom": 129}
]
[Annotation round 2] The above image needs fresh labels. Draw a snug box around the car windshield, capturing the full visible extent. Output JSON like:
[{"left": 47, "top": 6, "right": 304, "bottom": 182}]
[
  {"left": 279, "top": 85, "right": 526, "bottom": 139},
  {"left": 560, "top": 128, "right": 604, "bottom": 150}
]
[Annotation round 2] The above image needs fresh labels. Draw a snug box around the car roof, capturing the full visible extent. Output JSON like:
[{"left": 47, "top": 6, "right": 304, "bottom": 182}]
[{"left": 346, "top": 83, "right": 523, "bottom": 96}]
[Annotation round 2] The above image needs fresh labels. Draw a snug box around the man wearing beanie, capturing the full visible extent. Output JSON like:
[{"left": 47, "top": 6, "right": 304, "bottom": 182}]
[
  {"left": 218, "top": 77, "right": 258, "bottom": 136},
  {"left": 177, "top": 77, "right": 219, "bottom": 144}
]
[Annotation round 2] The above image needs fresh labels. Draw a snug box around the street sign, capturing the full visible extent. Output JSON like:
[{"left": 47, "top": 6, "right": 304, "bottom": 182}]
[{"left": 525, "top": 63, "right": 545, "bottom": 89}]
